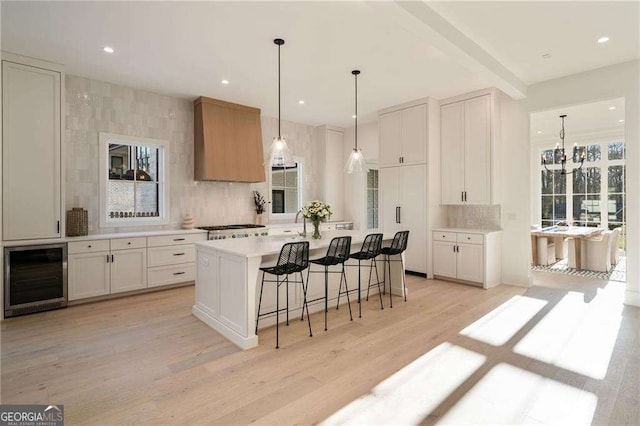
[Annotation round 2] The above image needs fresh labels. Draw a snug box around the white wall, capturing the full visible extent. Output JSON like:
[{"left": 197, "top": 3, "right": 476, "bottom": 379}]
[{"left": 519, "top": 60, "right": 640, "bottom": 306}]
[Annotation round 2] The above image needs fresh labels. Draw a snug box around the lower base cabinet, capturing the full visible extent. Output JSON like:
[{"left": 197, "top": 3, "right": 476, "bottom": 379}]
[
  {"left": 68, "top": 251, "right": 111, "bottom": 300},
  {"left": 432, "top": 229, "right": 501, "bottom": 288},
  {"left": 110, "top": 248, "right": 147, "bottom": 294}
]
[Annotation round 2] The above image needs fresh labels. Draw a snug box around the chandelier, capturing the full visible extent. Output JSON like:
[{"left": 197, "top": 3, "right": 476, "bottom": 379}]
[{"left": 542, "top": 114, "right": 585, "bottom": 175}]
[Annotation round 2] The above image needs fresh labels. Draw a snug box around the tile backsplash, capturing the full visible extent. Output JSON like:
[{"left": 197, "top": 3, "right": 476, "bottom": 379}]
[
  {"left": 447, "top": 205, "right": 502, "bottom": 230},
  {"left": 65, "top": 75, "right": 321, "bottom": 234}
]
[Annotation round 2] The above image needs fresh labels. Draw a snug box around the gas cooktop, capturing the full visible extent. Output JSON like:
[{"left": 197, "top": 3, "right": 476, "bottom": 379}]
[{"left": 197, "top": 224, "right": 266, "bottom": 231}]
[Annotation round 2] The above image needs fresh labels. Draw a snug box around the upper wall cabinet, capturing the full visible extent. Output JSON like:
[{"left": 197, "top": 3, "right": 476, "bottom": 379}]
[
  {"left": 379, "top": 103, "right": 427, "bottom": 167},
  {"left": 2, "top": 53, "right": 64, "bottom": 241},
  {"left": 441, "top": 92, "right": 497, "bottom": 205},
  {"left": 194, "top": 97, "right": 265, "bottom": 183}
]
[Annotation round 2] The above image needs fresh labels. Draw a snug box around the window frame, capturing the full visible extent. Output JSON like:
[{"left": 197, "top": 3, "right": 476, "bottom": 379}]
[
  {"left": 267, "top": 156, "right": 303, "bottom": 221},
  {"left": 99, "top": 132, "right": 170, "bottom": 228},
  {"left": 366, "top": 164, "right": 380, "bottom": 230}
]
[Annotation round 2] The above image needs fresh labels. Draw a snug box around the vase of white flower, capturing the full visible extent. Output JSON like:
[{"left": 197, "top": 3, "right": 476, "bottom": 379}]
[{"left": 301, "top": 200, "right": 333, "bottom": 240}]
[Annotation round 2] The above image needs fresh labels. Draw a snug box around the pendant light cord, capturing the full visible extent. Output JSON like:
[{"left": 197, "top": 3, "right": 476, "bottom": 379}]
[
  {"left": 278, "top": 42, "right": 281, "bottom": 139},
  {"left": 355, "top": 72, "right": 358, "bottom": 150}
]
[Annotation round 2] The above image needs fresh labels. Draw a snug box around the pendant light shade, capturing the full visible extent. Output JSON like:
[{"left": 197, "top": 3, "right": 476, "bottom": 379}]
[
  {"left": 346, "top": 70, "right": 367, "bottom": 174},
  {"left": 266, "top": 38, "right": 293, "bottom": 167}
]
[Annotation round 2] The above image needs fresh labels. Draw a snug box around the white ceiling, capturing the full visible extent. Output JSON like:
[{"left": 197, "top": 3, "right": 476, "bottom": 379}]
[
  {"left": 530, "top": 97, "right": 626, "bottom": 141},
  {"left": 428, "top": 1, "right": 640, "bottom": 84},
  {"left": 1, "top": 1, "right": 491, "bottom": 127}
]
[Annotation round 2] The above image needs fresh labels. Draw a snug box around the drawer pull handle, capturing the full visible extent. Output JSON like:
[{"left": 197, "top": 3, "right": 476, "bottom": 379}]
[
  {"left": 128, "top": 242, "right": 132, "bottom": 245},
  {"left": 173, "top": 272, "right": 185, "bottom": 276},
  {"left": 88, "top": 245, "right": 92, "bottom": 248},
  {"left": 173, "top": 238, "right": 186, "bottom": 241},
  {"left": 468, "top": 237, "right": 471, "bottom": 240},
  {"left": 173, "top": 253, "right": 186, "bottom": 256}
]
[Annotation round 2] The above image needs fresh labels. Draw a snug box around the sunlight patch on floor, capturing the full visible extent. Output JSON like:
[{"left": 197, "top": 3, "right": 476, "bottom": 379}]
[
  {"left": 438, "top": 363, "right": 597, "bottom": 425},
  {"left": 460, "top": 296, "right": 548, "bottom": 346},
  {"left": 514, "top": 289, "right": 623, "bottom": 380},
  {"left": 323, "top": 343, "right": 486, "bottom": 425}
]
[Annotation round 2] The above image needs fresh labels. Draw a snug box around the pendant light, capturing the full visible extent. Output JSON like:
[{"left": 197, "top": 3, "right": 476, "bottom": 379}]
[
  {"left": 542, "top": 114, "right": 585, "bottom": 175},
  {"left": 345, "top": 70, "right": 367, "bottom": 174},
  {"left": 266, "top": 38, "right": 293, "bottom": 167}
]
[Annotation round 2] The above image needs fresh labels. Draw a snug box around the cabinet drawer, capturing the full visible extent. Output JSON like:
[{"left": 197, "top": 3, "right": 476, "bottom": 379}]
[
  {"left": 111, "top": 237, "right": 147, "bottom": 251},
  {"left": 68, "top": 239, "right": 110, "bottom": 255},
  {"left": 457, "top": 233, "right": 484, "bottom": 245},
  {"left": 147, "top": 233, "right": 207, "bottom": 247},
  {"left": 148, "top": 264, "right": 196, "bottom": 288},
  {"left": 148, "top": 245, "right": 196, "bottom": 267},
  {"left": 432, "top": 231, "right": 456, "bottom": 242}
]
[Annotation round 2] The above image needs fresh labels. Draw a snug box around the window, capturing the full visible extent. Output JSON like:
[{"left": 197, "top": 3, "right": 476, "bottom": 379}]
[
  {"left": 270, "top": 160, "right": 302, "bottom": 216},
  {"left": 99, "top": 133, "right": 169, "bottom": 227},
  {"left": 538, "top": 141, "right": 626, "bottom": 247},
  {"left": 367, "top": 169, "right": 379, "bottom": 229}
]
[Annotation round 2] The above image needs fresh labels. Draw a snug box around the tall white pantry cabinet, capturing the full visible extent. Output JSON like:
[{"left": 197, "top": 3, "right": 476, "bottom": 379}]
[
  {"left": 2, "top": 52, "right": 65, "bottom": 241},
  {"left": 378, "top": 98, "right": 441, "bottom": 275}
]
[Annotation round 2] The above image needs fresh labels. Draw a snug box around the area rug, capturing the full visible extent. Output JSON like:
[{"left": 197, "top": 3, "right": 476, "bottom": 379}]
[{"left": 532, "top": 256, "right": 626, "bottom": 282}]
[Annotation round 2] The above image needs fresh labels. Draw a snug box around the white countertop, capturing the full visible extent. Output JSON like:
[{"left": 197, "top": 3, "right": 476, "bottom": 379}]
[
  {"left": 266, "top": 220, "right": 352, "bottom": 229},
  {"left": 432, "top": 227, "right": 502, "bottom": 235},
  {"left": 2, "top": 229, "right": 206, "bottom": 247},
  {"left": 196, "top": 230, "right": 395, "bottom": 258}
]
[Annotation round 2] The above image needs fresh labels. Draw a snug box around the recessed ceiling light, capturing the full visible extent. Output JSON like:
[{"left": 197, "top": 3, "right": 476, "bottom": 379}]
[
  {"left": 609, "top": 106, "right": 616, "bottom": 110},
  {"left": 221, "top": 79, "right": 229, "bottom": 85},
  {"left": 103, "top": 46, "right": 114, "bottom": 54},
  {"left": 298, "top": 100, "right": 305, "bottom": 105},
  {"left": 619, "top": 119, "right": 625, "bottom": 123},
  {"left": 537, "top": 130, "right": 543, "bottom": 134},
  {"left": 597, "top": 36, "right": 610, "bottom": 44}
]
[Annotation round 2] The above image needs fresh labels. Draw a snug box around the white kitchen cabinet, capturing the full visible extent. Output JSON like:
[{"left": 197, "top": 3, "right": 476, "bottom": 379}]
[
  {"left": 68, "top": 251, "right": 111, "bottom": 300},
  {"left": 380, "top": 164, "right": 427, "bottom": 273},
  {"left": 316, "top": 126, "right": 344, "bottom": 220},
  {"left": 379, "top": 104, "right": 427, "bottom": 167},
  {"left": 2, "top": 53, "right": 64, "bottom": 241},
  {"left": 432, "top": 229, "right": 502, "bottom": 288},
  {"left": 147, "top": 232, "right": 205, "bottom": 288},
  {"left": 111, "top": 248, "right": 147, "bottom": 294},
  {"left": 441, "top": 93, "right": 494, "bottom": 205}
]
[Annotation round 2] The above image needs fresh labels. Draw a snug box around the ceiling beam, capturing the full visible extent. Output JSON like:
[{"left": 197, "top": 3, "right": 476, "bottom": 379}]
[{"left": 370, "top": 1, "right": 528, "bottom": 99}]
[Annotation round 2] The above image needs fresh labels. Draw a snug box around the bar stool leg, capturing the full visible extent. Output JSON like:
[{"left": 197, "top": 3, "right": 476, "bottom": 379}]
[
  {"left": 324, "top": 266, "right": 328, "bottom": 331},
  {"left": 374, "top": 258, "right": 384, "bottom": 310},
  {"left": 357, "top": 259, "right": 362, "bottom": 318},
  {"left": 342, "top": 263, "right": 353, "bottom": 321},
  {"left": 336, "top": 270, "right": 342, "bottom": 310},
  {"left": 286, "top": 275, "right": 290, "bottom": 326},
  {"left": 301, "top": 268, "right": 311, "bottom": 321},
  {"left": 402, "top": 256, "right": 407, "bottom": 302},
  {"left": 388, "top": 255, "right": 393, "bottom": 309},
  {"left": 275, "top": 276, "right": 280, "bottom": 349},
  {"left": 300, "top": 271, "right": 312, "bottom": 337},
  {"left": 256, "top": 272, "right": 266, "bottom": 334}
]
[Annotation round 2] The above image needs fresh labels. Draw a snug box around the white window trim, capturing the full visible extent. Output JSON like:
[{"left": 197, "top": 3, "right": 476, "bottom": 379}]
[
  {"left": 267, "top": 156, "right": 303, "bottom": 221},
  {"left": 99, "top": 132, "right": 170, "bottom": 228}
]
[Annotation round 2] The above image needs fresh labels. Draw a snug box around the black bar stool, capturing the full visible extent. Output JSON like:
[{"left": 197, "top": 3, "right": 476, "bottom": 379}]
[
  {"left": 380, "top": 231, "right": 409, "bottom": 308},
  {"left": 340, "top": 233, "right": 384, "bottom": 318},
  {"left": 255, "top": 241, "right": 310, "bottom": 349},
  {"left": 305, "top": 236, "right": 353, "bottom": 331}
]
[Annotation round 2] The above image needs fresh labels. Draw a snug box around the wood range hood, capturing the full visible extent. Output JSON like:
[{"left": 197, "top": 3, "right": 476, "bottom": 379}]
[{"left": 194, "top": 96, "right": 265, "bottom": 183}]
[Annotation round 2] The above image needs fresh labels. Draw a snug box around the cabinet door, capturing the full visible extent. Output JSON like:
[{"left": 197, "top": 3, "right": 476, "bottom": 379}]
[
  {"left": 379, "top": 111, "right": 402, "bottom": 167},
  {"left": 464, "top": 95, "right": 491, "bottom": 204},
  {"left": 440, "top": 101, "right": 465, "bottom": 205},
  {"left": 433, "top": 242, "right": 457, "bottom": 279},
  {"left": 2, "top": 61, "right": 61, "bottom": 240},
  {"left": 325, "top": 129, "right": 344, "bottom": 220},
  {"left": 379, "top": 167, "right": 400, "bottom": 233},
  {"left": 457, "top": 243, "right": 485, "bottom": 283},
  {"left": 110, "top": 248, "right": 147, "bottom": 294},
  {"left": 399, "top": 165, "right": 426, "bottom": 273},
  {"left": 401, "top": 104, "right": 427, "bottom": 165},
  {"left": 68, "top": 252, "right": 110, "bottom": 300}
]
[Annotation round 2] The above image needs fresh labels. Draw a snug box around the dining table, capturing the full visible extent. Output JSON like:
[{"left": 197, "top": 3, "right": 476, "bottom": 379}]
[{"left": 531, "top": 226, "right": 604, "bottom": 270}]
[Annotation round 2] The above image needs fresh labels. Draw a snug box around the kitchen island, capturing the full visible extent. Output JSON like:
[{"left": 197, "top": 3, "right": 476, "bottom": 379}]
[{"left": 193, "top": 231, "right": 404, "bottom": 349}]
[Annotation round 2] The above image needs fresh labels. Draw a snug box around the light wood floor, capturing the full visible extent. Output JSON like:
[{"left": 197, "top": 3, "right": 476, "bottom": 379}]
[{"left": 1, "top": 274, "right": 638, "bottom": 425}]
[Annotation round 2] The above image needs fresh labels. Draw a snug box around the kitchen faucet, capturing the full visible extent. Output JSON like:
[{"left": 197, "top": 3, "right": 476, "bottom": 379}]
[{"left": 295, "top": 209, "right": 307, "bottom": 237}]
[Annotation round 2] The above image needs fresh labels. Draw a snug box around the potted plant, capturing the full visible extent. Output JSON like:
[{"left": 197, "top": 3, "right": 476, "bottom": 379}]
[
  {"left": 253, "top": 191, "right": 266, "bottom": 225},
  {"left": 556, "top": 220, "right": 570, "bottom": 231},
  {"left": 301, "top": 200, "right": 332, "bottom": 239}
]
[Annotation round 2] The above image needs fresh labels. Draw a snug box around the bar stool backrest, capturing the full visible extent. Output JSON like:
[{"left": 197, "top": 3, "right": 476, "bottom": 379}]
[
  {"left": 360, "top": 233, "right": 383, "bottom": 258},
  {"left": 325, "top": 236, "right": 352, "bottom": 265},
  {"left": 276, "top": 241, "right": 309, "bottom": 274},
  {"left": 389, "top": 231, "right": 410, "bottom": 254}
]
